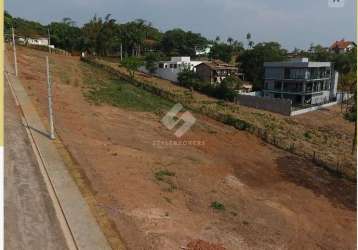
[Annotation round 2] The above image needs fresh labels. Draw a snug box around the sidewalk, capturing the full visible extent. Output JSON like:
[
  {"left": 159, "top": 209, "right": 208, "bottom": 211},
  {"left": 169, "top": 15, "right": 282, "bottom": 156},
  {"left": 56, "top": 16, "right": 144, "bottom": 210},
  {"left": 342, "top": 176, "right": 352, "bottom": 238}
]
[
  {"left": 5, "top": 59, "right": 111, "bottom": 250},
  {"left": 5, "top": 81, "right": 69, "bottom": 250}
]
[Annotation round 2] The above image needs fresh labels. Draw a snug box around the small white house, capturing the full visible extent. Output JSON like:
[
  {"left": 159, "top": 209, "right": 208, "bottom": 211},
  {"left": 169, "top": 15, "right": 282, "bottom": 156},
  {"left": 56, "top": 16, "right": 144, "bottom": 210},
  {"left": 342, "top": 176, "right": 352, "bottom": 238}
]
[
  {"left": 195, "top": 44, "right": 213, "bottom": 56},
  {"left": 27, "top": 37, "right": 49, "bottom": 46},
  {"left": 139, "top": 57, "right": 202, "bottom": 82}
]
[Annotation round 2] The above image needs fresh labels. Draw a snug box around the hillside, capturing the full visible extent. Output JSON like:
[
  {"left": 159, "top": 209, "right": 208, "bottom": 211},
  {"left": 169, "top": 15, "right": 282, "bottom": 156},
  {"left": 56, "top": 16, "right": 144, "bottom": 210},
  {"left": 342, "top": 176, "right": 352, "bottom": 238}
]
[{"left": 6, "top": 45, "right": 356, "bottom": 250}]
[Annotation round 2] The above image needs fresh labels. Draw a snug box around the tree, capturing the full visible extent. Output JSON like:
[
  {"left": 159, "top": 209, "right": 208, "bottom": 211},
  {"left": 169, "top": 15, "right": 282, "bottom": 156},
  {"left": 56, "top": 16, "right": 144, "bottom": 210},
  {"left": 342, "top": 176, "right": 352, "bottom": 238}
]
[
  {"left": 160, "top": 28, "right": 208, "bottom": 57},
  {"left": 215, "top": 36, "right": 220, "bottom": 43},
  {"left": 82, "top": 14, "right": 118, "bottom": 56},
  {"left": 177, "top": 68, "right": 202, "bottom": 88},
  {"left": 213, "top": 76, "right": 240, "bottom": 101},
  {"left": 120, "top": 56, "right": 143, "bottom": 80},
  {"left": 11, "top": 16, "right": 47, "bottom": 38},
  {"left": 246, "top": 33, "right": 253, "bottom": 48},
  {"left": 343, "top": 90, "right": 357, "bottom": 155},
  {"left": 144, "top": 52, "right": 159, "bottom": 73},
  {"left": 209, "top": 43, "right": 234, "bottom": 63},
  {"left": 248, "top": 40, "right": 255, "bottom": 49},
  {"left": 221, "top": 75, "right": 242, "bottom": 89},
  {"left": 232, "top": 40, "right": 244, "bottom": 53},
  {"left": 309, "top": 44, "right": 331, "bottom": 61},
  {"left": 239, "top": 42, "right": 287, "bottom": 88},
  {"left": 227, "top": 37, "right": 233, "bottom": 45},
  {"left": 49, "top": 20, "right": 83, "bottom": 52},
  {"left": 5, "top": 11, "right": 13, "bottom": 33}
]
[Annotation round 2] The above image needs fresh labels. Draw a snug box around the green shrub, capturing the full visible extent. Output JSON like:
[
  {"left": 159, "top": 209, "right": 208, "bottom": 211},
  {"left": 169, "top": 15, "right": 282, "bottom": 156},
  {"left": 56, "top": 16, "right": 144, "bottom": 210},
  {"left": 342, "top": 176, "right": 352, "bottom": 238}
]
[
  {"left": 154, "top": 170, "right": 175, "bottom": 181},
  {"left": 304, "top": 131, "right": 312, "bottom": 139},
  {"left": 211, "top": 201, "right": 225, "bottom": 210}
]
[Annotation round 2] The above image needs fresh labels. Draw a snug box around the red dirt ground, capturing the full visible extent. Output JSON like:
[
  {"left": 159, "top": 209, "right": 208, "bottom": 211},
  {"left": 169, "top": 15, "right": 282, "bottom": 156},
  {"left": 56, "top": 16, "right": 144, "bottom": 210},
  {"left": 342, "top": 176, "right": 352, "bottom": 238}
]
[{"left": 9, "top": 46, "right": 357, "bottom": 250}]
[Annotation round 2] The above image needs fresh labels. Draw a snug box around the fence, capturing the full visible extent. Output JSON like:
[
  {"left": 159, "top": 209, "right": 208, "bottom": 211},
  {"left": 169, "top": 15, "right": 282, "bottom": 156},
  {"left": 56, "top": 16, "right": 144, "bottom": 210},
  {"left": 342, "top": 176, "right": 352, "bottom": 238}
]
[
  {"left": 20, "top": 44, "right": 71, "bottom": 56},
  {"left": 81, "top": 57, "right": 356, "bottom": 181},
  {"left": 238, "top": 95, "right": 292, "bottom": 115}
]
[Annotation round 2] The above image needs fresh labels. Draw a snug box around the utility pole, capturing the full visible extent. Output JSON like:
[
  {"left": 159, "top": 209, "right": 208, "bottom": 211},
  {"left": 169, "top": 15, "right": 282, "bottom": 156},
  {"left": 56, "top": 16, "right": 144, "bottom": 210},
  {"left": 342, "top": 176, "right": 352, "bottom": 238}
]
[
  {"left": 12, "top": 27, "right": 18, "bottom": 76},
  {"left": 46, "top": 56, "right": 55, "bottom": 140},
  {"left": 120, "top": 43, "right": 123, "bottom": 61},
  {"left": 48, "top": 28, "right": 51, "bottom": 54}
]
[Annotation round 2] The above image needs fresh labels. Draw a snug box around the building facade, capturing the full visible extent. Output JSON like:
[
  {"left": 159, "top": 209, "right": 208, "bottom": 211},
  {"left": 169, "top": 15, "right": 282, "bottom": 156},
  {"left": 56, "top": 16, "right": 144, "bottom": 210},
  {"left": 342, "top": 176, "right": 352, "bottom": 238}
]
[
  {"left": 330, "top": 39, "right": 356, "bottom": 54},
  {"left": 139, "top": 57, "right": 202, "bottom": 82},
  {"left": 195, "top": 60, "right": 242, "bottom": 84},
  {"left": 263, "top": 58, "right": 338, "bottom": 107},
  {"left": 27, "top": 37, "right": 49, "bottom": 46}
]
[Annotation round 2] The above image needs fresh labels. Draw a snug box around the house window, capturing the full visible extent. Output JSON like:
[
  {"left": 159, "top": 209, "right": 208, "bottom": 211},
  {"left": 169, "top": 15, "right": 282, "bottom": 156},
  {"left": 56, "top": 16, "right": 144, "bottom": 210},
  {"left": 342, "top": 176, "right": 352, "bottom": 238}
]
[
  {"left": 264, "top": 82, "right": 268, "bottom": 89},
  {"left": 159, "top": 63, "right": 164, "bottom": 69},
  {"left": 173, "top": 64, "right": 177, "bottom": 69},
  {"left": 274, "top": 81, "right": 281, "bottom": 90}
]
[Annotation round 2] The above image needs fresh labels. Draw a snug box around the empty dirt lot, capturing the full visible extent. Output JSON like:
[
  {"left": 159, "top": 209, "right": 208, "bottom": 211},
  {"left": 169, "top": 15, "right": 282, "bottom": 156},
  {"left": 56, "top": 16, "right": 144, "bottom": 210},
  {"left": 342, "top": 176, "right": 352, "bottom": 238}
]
[{"left": 8, "top": 46, "right": 357, "bottom": 250}]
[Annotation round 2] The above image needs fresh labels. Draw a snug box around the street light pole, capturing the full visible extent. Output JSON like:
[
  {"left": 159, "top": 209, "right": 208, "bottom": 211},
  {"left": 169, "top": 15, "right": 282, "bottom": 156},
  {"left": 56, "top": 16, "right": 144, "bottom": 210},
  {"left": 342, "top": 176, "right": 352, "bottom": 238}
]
[
  {"left": 48, "top": 28, "right": 51, "bottom": 54},
  {"left": 46, "top": 56, "right": 55, "bottom": 140},
  {"left": 12, "top": 27, "right": 18, "bottom": 76}
]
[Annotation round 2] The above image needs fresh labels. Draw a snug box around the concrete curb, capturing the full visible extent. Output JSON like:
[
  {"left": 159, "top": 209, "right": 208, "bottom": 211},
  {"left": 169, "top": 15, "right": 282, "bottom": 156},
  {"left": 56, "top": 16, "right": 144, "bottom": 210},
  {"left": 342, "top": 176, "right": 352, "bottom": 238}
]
[{"left": 5, "top": 63, "right": 111, "bottom": 250}]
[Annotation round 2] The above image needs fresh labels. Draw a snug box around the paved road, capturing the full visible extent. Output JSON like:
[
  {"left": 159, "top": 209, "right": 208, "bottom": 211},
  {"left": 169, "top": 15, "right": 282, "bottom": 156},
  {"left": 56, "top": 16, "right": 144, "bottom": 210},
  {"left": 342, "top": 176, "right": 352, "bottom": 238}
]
[{"left": 4, "top": 82, "right": 69, "bottom": 250}]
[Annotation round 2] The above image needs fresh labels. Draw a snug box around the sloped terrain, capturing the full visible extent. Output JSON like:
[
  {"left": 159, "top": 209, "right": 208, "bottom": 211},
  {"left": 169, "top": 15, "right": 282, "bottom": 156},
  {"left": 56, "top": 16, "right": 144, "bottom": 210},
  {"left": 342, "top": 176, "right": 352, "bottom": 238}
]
[{"left": 9, "top": 46, "right": 356, "bottom": 250}]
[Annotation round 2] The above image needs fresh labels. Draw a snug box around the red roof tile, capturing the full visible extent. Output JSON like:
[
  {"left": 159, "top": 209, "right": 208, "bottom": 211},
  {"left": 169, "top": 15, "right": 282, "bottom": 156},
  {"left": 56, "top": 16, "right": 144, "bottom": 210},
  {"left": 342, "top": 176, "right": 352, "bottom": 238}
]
[{"left": 330, "top": 39, "right": 355, "bottom": 49}]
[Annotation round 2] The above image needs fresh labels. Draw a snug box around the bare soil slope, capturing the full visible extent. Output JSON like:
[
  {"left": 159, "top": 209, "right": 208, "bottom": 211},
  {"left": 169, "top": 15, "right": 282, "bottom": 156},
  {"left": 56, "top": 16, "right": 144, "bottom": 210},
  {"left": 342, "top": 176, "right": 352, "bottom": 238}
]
[{"left": 9, "top": 46, "right": 356, "bottom": 250}]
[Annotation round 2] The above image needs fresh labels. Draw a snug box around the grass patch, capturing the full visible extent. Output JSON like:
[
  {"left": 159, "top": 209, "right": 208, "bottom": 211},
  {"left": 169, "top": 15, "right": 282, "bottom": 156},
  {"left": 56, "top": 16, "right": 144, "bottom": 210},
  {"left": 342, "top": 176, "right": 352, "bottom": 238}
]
[
  {"left": 154, "top": 170, "right": 177, "bottom": 192},
  {"left": 85, "top": 79, "right": 174, "bottom": 112},
  {"left": 82, "top": 63, "right": 173, "bottom": 113},
  {"left": 154, "top": 170, "right": 176, "bottom": 181},
  {"left": 211, "top": 201, "right": 225, "bottom": 211}
]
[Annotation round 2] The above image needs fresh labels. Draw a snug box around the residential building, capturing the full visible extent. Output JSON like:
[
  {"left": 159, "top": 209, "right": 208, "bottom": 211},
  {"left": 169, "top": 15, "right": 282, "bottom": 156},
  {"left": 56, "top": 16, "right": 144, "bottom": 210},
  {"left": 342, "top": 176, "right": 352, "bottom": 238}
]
[
  {"left": 17, "top": 36, "right": 55, "bottom": 48},
  {"left": 139, "top": 57, "right": 202, "bottom": 82},
  {"left": 195, "top": 60, "right": 242, "bottom": 84},
  {"left": 330, "top": 39, "right": 356, "bottom": 54},
  {"left": 263, "top": 58, "right": 338, "bottom": 107},
  {"left": 195, "top": 44, "right": 213, "bottom": 56},
  {"left": 27, "top": 37, "right": 49, "bottom": 47},
  {"left": 239, "top": 83, "right": 253, "bottom": 93}
]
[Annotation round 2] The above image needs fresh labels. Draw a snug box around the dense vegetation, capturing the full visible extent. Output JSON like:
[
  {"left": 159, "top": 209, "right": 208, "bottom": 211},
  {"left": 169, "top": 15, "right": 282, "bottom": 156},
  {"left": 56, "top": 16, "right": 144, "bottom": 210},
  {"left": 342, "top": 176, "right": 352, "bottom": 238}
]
[{"left": 177, "top": 69, "right": 241, "bottom": 101}]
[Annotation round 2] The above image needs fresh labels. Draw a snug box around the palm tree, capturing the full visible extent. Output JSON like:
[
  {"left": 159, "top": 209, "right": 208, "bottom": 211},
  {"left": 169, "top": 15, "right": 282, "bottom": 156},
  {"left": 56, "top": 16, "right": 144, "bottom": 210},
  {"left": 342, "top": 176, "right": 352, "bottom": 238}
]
[
  {"left": 227, "top": 37, "right": 233, "bottom": 45},
  {"left": 246, "top": 33, "right": 252, "bottom": 48},
  {"left": 248, "top": 41, "right": 254, "bottom": 49},
  {"left": 246, "top": 33, "right": 251, "bottom": 41}
]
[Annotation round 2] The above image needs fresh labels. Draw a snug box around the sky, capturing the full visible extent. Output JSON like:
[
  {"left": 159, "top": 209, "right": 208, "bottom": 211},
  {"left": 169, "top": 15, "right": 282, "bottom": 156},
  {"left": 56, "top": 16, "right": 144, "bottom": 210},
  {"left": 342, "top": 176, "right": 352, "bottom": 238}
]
[{"left": 5, "top": 0, "right": 356, "bottom": 50}]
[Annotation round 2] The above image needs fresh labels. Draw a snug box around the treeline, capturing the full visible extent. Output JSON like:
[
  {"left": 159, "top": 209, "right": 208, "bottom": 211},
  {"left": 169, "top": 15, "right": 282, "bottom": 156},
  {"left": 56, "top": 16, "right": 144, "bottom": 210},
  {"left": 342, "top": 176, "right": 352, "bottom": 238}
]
[
  {"left": 4, "top": 11, "right": 251, "bottom": 63},
  {"left": 5, "top": 11, "right": 356, "bottom": 93},
  {"left": 5, "top": 11, "right": 209, "bottom": 58}
]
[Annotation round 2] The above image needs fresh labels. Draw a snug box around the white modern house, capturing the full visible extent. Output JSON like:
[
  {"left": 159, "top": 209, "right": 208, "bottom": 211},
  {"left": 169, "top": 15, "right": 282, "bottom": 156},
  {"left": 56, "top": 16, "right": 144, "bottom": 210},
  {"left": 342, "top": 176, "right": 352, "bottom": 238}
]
[
  {"left": 139, "top": 57, "right": 202, "bottom": 82},
  {"left": 27, "top": 37, "right": 49, "bottom": 46},
  {"left": 263, "top": 58, "right": 338, "bottom": 106},
  {"left": 17, "top": 36, "right": 55, "bottom": 48}
]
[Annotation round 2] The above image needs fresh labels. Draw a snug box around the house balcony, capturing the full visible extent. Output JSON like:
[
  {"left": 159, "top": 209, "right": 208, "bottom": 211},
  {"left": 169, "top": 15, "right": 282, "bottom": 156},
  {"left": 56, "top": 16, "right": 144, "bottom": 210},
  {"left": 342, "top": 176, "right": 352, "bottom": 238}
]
[{"left": 264, "top": 88, "right": 324, "bottom": 95}]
